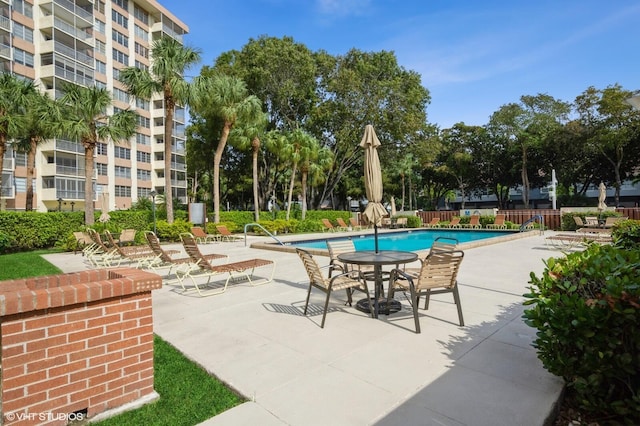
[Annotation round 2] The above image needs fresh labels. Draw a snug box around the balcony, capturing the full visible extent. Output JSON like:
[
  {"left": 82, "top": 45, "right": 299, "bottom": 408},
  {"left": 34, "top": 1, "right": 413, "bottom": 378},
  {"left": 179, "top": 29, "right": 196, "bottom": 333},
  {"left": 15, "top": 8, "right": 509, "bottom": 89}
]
[
  {"left": 0, "top": 15, "right": 10, "bottom": 32},
  {"left": 55, "top": 138, "right": 84, "bottom": 154},
  {"left": 2, "top": 157, "right": 13, "bottom": 170},
  {"left": 1, "top": 186, "right": 14, "bottom": 198},
  {"left": 52, "top": 0, "right": 93, "bottom": 23},
  {"left": 0, "top": 42, "right": 10, "bottom": 60}
]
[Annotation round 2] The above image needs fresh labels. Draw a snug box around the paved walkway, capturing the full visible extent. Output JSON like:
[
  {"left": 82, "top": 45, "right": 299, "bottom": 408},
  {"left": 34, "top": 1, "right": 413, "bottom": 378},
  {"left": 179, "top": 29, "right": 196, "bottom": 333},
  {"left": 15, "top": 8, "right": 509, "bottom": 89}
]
[{"left": 44, "top": 230, "right": 565, "bottom": 426}]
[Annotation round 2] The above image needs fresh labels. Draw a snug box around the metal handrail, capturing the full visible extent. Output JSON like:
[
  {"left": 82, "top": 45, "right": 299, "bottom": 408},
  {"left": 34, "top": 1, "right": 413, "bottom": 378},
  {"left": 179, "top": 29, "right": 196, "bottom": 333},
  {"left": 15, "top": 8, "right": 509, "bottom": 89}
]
[
  {"left": 244, "top": 223, "right": 284, "bottom": 246},
  {"left": 520, "top": 215, "right": 545, "bottom": 235}
]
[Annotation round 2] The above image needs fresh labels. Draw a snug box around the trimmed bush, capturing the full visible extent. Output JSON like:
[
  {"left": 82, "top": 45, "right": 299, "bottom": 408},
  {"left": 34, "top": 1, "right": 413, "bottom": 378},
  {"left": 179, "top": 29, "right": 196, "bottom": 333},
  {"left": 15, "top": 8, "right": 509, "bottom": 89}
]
[
  {"left": 612, "top": 219, "right": 640, "bottom": 250},
  {"left": 523, "top": 244, "right": 640, "bottom": 421}
]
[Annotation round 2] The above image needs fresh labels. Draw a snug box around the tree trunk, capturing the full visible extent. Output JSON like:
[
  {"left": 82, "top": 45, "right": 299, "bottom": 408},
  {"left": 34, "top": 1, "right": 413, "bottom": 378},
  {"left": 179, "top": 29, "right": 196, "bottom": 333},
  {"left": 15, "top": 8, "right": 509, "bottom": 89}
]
[
  {"left": 401, "top": 174, "right": 406, "bottom": 210},
  {"left": 25, "top": 136, "right": 37, "bottom": 211},
  {"left": 252, "top": 137, "right": 260, "bottom": 222},
  {"left": 301, "top": 169, "right": 308, "bottom": 220},
  {"left": 285, "top": 162, "right": 297, "bottom": 220},
  {"left": 0, "top": 135, "right": 6, "bottom": 209},
  {"left": 521, "top": 146, "right": 530, "bottom": 208},
  {"left": 213, "top": 122, "right": 231, "bottom": 223},
  {"left": 84, "top": 141, "right": 95, "bottom": 225},
  {"left": 164, "top": 103, "right": 175, "bottom": 223}
]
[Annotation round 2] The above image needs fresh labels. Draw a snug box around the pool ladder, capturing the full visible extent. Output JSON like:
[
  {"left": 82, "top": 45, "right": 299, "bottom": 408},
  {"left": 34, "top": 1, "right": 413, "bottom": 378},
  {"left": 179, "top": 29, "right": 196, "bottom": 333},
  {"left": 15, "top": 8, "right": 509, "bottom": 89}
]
[
  {"left": 244, "top": 223, "right": 285, "bottom": 246},
  {"left": 520, "top": 215, "right": 545, "bottom": 235}
]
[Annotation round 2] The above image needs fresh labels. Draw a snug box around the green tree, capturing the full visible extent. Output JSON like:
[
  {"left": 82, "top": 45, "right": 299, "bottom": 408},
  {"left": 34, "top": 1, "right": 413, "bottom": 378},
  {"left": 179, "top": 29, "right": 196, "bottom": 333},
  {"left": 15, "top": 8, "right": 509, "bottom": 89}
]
[
  {"left": 297, "top": 134, "right": 333, "bottom": 220},
  {"left": 0, "top": 73, "right": 34, "bottom": 207},
  {"left": 59, "top": 85, "right": 136, "bottom": 225},
  {"left": 191, "top": 74, "right": 262, "bottom": 223},
  {"left": 574, "top": 85, "right": 640, "bottom": 206},
  {"left": 439, "top": 124, "right": 481, "bottom": 210},
  {"left": 15, "top": 89, "right": 61, "bottom": 211},
  {"left": 119, "top": 36, "right": 201, "bottom": 223}
]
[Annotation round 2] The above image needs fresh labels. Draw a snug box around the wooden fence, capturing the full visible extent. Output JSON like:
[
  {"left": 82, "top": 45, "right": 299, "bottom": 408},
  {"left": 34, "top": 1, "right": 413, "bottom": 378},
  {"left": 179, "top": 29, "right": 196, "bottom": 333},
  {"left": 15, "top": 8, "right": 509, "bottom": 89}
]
[{"left": 416, "top": 208, "right": 640, "bottom": 231}]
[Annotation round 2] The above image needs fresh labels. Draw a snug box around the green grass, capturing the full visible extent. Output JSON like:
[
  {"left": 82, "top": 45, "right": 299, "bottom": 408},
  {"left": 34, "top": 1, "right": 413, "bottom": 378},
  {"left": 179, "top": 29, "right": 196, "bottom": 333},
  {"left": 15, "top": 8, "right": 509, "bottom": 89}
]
[{"left": 0, "top": 250, "right": 245, "bottom": 425}]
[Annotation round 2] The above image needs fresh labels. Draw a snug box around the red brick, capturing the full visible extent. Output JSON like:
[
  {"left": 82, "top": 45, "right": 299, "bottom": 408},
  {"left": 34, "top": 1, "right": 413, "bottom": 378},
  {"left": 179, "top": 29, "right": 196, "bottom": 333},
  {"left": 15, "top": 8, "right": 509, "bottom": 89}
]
[
  {"left": 107, "top": 373, "right": 137, "bottom": 391},
  {"left": 48, "top": 287, "right": 64, "bottom": 308},
  {"left": 26, "top": 395, "right": 69, "bottom": 417},
  {"left": 108, "top": 355, "right": 137, "bottom": 372},
  {"left": 104, "top": 300, "right": 138, "bottom": 315},
  {"left": 2, "top": 391, "right": 48, "bottom": 413},
  {"left": 2, "top": 365, "right": 26, "bottom": 380},
  {"left": 137, "top": 349, "right": 153, "bottom": 363},
  {"left": 2, "top": 293, "right": 21, "bottom": 316},
  {"left": 88, "top": 332, "right": 121, "bottom": 348},
  {"left": 2, "top": 343, "right": 24, "bottom": 358},
  {"left": 49, "top": 359, "right": 86, "bottom": 378},
  {"left": 2, "top": 320, "right": 24, "bottom": 335},
  {"left": 87, "top": 313, "right": 121, "bottom": 329},
  {"left": 124, "top": 324, "right": 153, "bottom": 339},
  {"left": 27, "top": 375, "right": 69, "bottom": 394},
  {"left": 0, "top": 279, "right": 28, "bottom": 292},
  {"left": 85, "top": 282, "right": 103, "bottom": 302},
  {"left": 69, "top": 345, "right": 105, "bottom": 362},
  {"left": 23, "top": 313, "right": 66, "bottom": 330},
  {"left": 70, "top": 383, "right": 106, "bottom": 402},
  {"left": 139, "top": 333, "right": 153, "bottom": 345},
  {"left": 123, "top": 306, "right": 151, "bottom": 321},
  {"left": 3, "top": 386, "right": 25, "bottom": 402},
  {"left": 122, "top": 343, "right": 144, "bottom": 359},
  {"left": 108, "top": 337, "right": 139, "bottom": 353},
  {"left": 26, "top": 354, "right": 66, "bottom": 374},
  {"left": 61, "top": 285, "right": 79, "bottom": 305},
  {"left": 70, "top": 365, "right": 106, "bottom": 383},
  {"left": 68, "top": 327, "right": 104, "bottom": 343},
  {"left": 48, "top": 341, "right": 85, "bottom": 358},
  {"left": 89, "top": 351, "right": 122, "bottom": 368},
  {"left": 106, "top": 319, "right": 138, "bottom": 334},
  {"left": 124, "top": 358, "right": 150, "bottom": 376},
  {"left": 126, "top": 376, "right": 154, "bottom": 393},
  {"left": 2, "top": 328, "right": 45, "bottom": 345},
  {"left": 48, "top": 320, "right": 86, "bottom": 336},
  {"left": 27, "top": 335, "right": 67, "bottom": 352},
  {"left": 66, "top": 306, "right": 103, "bottom": 322},
  {"left": 89, "top": 370, "right": 121, "bottom": 387},
  {"left": 89, "top": 386, "right": 123, "bottom": 407},
  {"left": 48, "top": 381, "right": 87, "bottom": 399}
]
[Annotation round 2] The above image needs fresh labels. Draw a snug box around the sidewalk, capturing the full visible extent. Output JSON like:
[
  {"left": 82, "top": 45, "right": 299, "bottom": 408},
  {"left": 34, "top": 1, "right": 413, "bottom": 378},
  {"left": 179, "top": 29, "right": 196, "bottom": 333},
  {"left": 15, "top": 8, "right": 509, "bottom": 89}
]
[{"left": 44, "top": 232, "right": 565, "bottom": 426}]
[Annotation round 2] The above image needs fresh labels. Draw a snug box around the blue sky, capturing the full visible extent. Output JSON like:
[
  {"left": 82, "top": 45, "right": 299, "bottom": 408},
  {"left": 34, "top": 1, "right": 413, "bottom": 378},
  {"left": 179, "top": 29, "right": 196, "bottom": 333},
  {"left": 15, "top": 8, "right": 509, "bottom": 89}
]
[{"left": 160, "top": 0, "right": 640, "bottom": 129}]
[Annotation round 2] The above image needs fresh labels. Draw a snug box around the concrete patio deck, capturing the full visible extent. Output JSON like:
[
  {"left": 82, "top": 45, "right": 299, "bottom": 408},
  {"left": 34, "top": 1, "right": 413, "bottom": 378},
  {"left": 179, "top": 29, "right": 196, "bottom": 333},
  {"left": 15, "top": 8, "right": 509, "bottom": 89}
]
[{"left": 44, "top": 230, "right": 565, "bottom": 426}]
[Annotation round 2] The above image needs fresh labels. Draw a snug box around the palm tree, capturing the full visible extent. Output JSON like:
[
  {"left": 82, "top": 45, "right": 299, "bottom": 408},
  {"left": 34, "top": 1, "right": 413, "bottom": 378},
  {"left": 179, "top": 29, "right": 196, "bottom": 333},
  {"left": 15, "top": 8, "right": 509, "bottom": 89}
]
[
  {"left": 192, "top": 74, "right": 262, "bottom": 223},
  {"left": 15, "top": 89, "right": 61, "bottom": 210},
  {"left": 0, "top": 74, "right": 34, "bottom": 206},
  {"left": 119, "top": 36, "right": 201, "bottom": 223},
  {"left": 229, "top": 114, "right": 268, "bottom": 222},
  {"left": 295, "top": 132, "right": 332, "bottom": 220},
  {"left": 59, "top": 84, "right": 136, "bottom": 225}
]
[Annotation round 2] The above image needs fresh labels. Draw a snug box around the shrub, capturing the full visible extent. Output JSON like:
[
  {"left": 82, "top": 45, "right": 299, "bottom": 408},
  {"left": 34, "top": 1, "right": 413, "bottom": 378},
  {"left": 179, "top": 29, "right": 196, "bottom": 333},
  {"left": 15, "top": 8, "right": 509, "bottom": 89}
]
[
  {"left": 612, "top": 219, "right": 640, "bottom": 250},
  {"left": 155, "top": 219, "right": 192, "bottom": 241},
  {"left": 523, "top": 244, "right": 640, "bottom": 421},
  {"left": 406, "top": 215, "right": 422, "bottom": 228}
]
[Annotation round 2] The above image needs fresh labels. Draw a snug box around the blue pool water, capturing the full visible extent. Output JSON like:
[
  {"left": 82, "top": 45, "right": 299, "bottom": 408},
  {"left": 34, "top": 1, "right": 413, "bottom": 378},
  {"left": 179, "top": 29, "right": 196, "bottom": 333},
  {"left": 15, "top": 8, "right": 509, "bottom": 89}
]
[{"left": 288, "top": 229, "right": 514, "bottom": 251}]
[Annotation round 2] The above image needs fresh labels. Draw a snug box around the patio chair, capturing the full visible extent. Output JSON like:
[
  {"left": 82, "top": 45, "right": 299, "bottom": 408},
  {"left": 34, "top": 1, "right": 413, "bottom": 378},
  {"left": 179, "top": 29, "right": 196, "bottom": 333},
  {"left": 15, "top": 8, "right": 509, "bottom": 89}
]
[
  {"left": 486, "top": 214, "right": 507, "bottom": 229},
  {"left": 178, "top": 233, "right": 275, "bottom": 296},
  {"left": 85, "top": 229, "right": 123, "bottom": 267},
  {"left": 321, "top": 219, "right": 336, "bottom": 232},
  {"left": 395, "top": 217, "right": 408, "bottom": 228},
  {"left": 336, "top": 217, "right": 350, "bottom": 231},
  {"left": 603, "top": 216, "right": 627, "bottom": 228},
  {"left": 349, "top": 217, "right": 364, "bottom": 231},
  {"left": 115, "top": 228, "right": 137, "bottom": 246},
  {"left": 326, "top": 240, "right": 375, "bottom": 304},
  {"left": 296, "top": 248, "right": 373, "bottom": 328},
  {"left": 445, "top": 217, "right": 462, "bottom": 228},
  {"left": 104, "top": 230, "right": 156, "bottom": 268},
  {"left": 430, "top": 236, "right": 458, "bottom": 253},
  {"left": 191, "top": 226, "right": 219, "bottom": 244},
  {"left": 73, "top": 231, "right": 98, "bottom": 256},
  {"left": 215, "top": 225, "right": 243, "bottom": 242},
  {"left": 461, "top": 215, "right": 481, "bottom": 229},
  {"left": 424, "top": 217, "right": 440, "bottom": 228},
  {"left": 584, "top": 216, "right": 599, "bottom": 227},
  {"left": 388, "top": 249, "right": 465, "bottom": 333},
  {"left": 144, "top": 231, "right": 227, "bottom": 279}
]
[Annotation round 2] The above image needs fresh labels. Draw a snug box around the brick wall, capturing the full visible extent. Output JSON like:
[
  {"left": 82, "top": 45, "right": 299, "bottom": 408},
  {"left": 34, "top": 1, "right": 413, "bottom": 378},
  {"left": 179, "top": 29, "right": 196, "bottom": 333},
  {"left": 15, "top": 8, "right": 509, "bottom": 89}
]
[{"left": 0, "top": 268, "right": 162, "bottom": 426}]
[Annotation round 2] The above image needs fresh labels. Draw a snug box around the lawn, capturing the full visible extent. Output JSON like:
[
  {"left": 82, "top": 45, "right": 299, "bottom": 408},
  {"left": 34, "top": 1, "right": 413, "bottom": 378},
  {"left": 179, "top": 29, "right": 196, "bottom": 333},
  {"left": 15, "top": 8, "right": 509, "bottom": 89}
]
[{"left": 0, "top": 250, "right": 245, "bottom": 425}]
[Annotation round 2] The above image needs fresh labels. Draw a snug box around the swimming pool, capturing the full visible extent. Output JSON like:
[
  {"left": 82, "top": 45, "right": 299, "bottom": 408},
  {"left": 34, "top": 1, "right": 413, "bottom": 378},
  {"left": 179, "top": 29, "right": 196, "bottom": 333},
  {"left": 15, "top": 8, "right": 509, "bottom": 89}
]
[{"left": 286, "top": 229, "right": 518, "bottom": 252}]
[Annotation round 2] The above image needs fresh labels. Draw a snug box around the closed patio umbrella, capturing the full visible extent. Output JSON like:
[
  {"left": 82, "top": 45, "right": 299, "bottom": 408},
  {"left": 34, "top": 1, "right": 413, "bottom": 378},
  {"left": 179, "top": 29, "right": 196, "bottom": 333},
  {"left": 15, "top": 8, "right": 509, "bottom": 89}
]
[
  {"left": 98, "top": 192, "right": 111, "bottom": 223},
  {"left": 597, "top": 182, "right": 607, "bottom": 211},
  {"left": 390, "top": 196, "right": 397, "bottom": 217},
  {"left": 360, "top": 125, "right": 387, "bottom": 253}
]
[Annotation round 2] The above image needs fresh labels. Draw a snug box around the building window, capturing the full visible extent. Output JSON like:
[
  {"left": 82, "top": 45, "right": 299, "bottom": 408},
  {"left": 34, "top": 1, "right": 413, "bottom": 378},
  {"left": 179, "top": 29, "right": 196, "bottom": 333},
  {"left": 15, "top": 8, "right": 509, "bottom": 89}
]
[
  {"left": 112, "top": 49, "right": 129, "bottom": 65},
  {"left": 96, "top": 80, "right": 107, "bottom": 90},
  {"left": 96, "top": 39, "right": 106, "bottom": 55},
  {"left": 136, "top": 98, "right": 149, "bottom": 111},
  {"left": 114, "top": 165, "right": 131, "bottom": 179},
  {"left": 13, "top": 23, "right": 34, "bottom": 43},
  {"left": 14, "top": 177, "right": 26, "bottom": 193},
  {"left": 114, "top": 146, "right": 131, "bottom": 160},
  {"left": 96, "top": 143, "right": 108, "bottom": 155},
  {"left": 113, "top": 87, "right": 129, "bottom": 103},
  {"left": 96, "top": 163, "right": 108, "bottom": 176},
  {"left": 14, "top": 48, "right": 34, "bottom": 68},
  {"left": 14, "top": 151, "right": 27, "bottom": 167},
  {"left": 113, "top": 0, "right": 128, "bottom": 10},
  {"left": 133, "top": 5, "right": 149, "bottom": 25},
  {"left": 137, "top": 169, "right": 151, "bottom": 181},
  {"left": 134, "top": 42, "right": 148, "bottom": 59},
  {"left": 136, "top": 133, "right": 150, "bottom": 145},
  {"left": 94, "top": 1, "right": 105, "bottom": 14},
  {"left": 136, "top": 151, "right": 151, "bottom": 163},
  {"left": 95, "top": 19, "right": 106, "bottom": 35},
  {"left": 112, "top": 10, "right": 129, "bottom": 28},
  {"left": 112, "top": 29, "right": 128, "bottom": 48},
  {"left": 134, "top": 60, "right": 148, "bottom": 72},
  {"left": 137, "top": 115, "right": 150, "bottom": 128},
  {"left": 95, "top": 60, "right": 106, "bottom": 75},
  {"left": 134, "top": 24, "right": 148, "bottom": 41},
  {"left": 13, "top": 0, "right": 33, "bottom": 18},
  {"left": 114, "top": 185, "right": 131, "bottom": 197}
]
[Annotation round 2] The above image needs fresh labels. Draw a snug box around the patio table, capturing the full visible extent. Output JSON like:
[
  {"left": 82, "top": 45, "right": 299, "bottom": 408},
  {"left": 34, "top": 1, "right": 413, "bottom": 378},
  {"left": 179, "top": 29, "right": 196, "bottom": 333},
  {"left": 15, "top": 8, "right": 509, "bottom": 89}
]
[{"left": 337, "top": 250, "right": 418, "bottom": 318}]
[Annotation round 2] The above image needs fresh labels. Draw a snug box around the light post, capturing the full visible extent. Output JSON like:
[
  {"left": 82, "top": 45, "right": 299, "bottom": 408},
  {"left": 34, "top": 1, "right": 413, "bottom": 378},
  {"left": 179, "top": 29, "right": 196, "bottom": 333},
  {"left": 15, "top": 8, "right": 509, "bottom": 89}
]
[
  {"left": 70, "top": 201, "right": 75, "bottom": 212},
  {"left": 346, "top": 196, "right": 352, "bottom": 212},
  {"left": 271, "top": 195, "right": 276, "bottom": 220},
  {"left": 150, "top": 190, "right": 157, "bottom": 235},
  {"left": 57, "top": 197, "right": 63, "bottom": 212}
]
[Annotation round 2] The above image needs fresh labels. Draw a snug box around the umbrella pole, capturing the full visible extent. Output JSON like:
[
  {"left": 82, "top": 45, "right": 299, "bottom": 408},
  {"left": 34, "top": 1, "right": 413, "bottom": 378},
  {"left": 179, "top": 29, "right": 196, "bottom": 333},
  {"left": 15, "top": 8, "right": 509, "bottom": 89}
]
[{"left": 374, "top": 224, "right": 379, "bottom": 253}]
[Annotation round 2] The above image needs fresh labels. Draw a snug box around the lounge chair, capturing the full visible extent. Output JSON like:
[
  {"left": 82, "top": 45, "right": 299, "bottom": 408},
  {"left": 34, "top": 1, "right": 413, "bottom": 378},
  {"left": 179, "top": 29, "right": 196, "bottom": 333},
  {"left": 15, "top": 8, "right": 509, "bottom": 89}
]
[
  {"left": 115, "top": 228, "right": 137, "bottom": 246},
  {"left": 336, "top": 217, "right": 350, "bottom": 231},
  {"left": 104, "top": 230, "right": 156, "bottom": 268},
  {"left": 388, "top": 250, "right": 465, "bottom": 333},
  {"left": 191, "top": 226, "right": 219, "bottom": 244},
  {"left": 215, "top": 225, "right": 243, "bottom": 242},
  {"left": 144, "top": 231, "right": 227, "bottom": 279},
  {"left": 178, "top": 233, "right": 275, "bottom": 296},
  {"left": 430, "top": 236, "right": 458, "bottom": 253},
  {"left": 381, "top": 217, "right": 392, "bottom": 228},
  {"left": 603, "top": 216, "right": 627, "bottom": 228},
  {"left": 424, "top": 217, "right": 440, "bottom": 228},
  {"left": 349, "top": 217, "right": 364, "bottom": 231},
  {"left": 322, "top": 219, "right": 336, "bottom": 232},
  {"left": 85, "top": 229, "right": 124, "bottom": 267},
  {"left": 545, "top": 233, "right": 613, "bottom": 249},
  {"left": 73, "top": 231, "right": 97, "bottom": 256},
  {"left": 486, "top": 214, "right": 507, "bottom": 229},
  {"left": 395, "top": 217, "right": 408, "bottom": 228},
  {"left": 296, "top": 248, "right": 373, "bottom": 328},
  {"left": 461, "top": 215, "right": 481, "bottom": 229},
  {"left": 584, "top": 216, "right": 600, "bottom": 227},
  {"left": 445, "top": 217, "right": 462, "bottom": 228}
]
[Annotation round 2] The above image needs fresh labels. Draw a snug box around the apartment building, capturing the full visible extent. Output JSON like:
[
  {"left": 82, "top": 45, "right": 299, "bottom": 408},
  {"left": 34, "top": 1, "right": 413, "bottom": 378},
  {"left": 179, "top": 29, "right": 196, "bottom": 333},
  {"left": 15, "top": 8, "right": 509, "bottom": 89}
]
[{"left": 0, "top": 0, "right": 189, "bottom": 212}]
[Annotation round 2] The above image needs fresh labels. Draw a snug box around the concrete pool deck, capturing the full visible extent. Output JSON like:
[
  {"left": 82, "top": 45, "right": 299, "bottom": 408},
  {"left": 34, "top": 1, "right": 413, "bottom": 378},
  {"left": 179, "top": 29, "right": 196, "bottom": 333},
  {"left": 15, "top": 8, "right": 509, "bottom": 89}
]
[{"left": 43, "top": 229, "right": 565, "bottom": 426}]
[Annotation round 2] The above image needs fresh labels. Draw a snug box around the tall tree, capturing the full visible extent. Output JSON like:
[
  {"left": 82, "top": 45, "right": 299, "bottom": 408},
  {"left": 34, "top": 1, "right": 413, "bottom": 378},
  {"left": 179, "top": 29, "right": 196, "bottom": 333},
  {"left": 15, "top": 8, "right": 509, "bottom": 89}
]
[
  {"left": 15, "top": 89, "right": 61, "bottom": 210},
  {"left": 574, "top": 85, "right": 640, "bottom": 206},
  {"left": 119, "top": 36, "right": 201, "bottom": 223},
  {"left": 59, "top": 85, "right": 136, "bottom": 225},
  {"left": 0, "top": 74, "right": 34, "bottom": 207},
  {"left": 191, "top": 74, "right": 262, "bottom": 223}
]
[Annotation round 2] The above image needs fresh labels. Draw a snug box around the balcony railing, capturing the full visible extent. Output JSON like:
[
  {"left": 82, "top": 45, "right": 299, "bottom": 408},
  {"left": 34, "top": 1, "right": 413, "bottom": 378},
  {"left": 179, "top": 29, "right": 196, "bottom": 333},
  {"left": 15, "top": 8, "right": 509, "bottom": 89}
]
[
  {"left": 54, "top": 17, "right": 92, "bottom": 41},
  {"left": 56, "top": 165, "right": 86, "bottom": 177},
  {"left": 2, "top": 157, "right": 13, "bottom": 170},
  {"left": 55, "top": 63, "right": 94, "bottom": 86},
  {"left": 53, "top": 0, "right": 92, "bottom": 22},
  {"left": 0, "top": 15, "right": 10, "bottom": 31},
  {"left": 1, "top": 186, "right": 14, "bottom": 198},
  {"left": 56, "top": 139, "right": 84, "bottom": 154},
  {"left": 53, "top": 41, "right": 93, "bottom": 66},
  {"left": 56, "top": 190, "right": 85, "bottom": 200}
]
